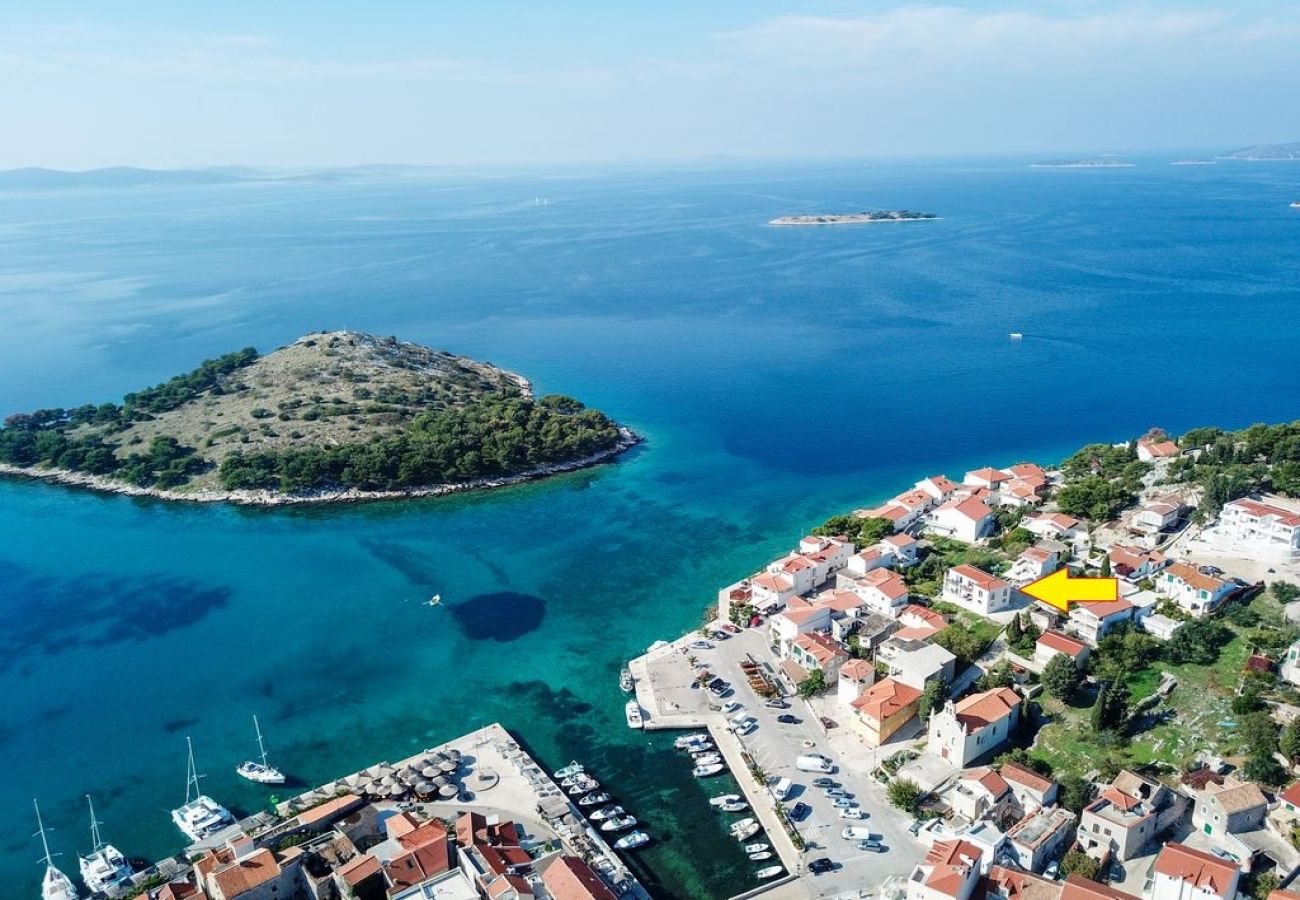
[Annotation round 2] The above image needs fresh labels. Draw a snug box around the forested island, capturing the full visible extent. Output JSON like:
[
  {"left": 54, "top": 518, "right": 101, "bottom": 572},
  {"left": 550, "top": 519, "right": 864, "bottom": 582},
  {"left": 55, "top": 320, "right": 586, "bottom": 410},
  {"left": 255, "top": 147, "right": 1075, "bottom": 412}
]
[
  {"left": 0, "top": 332, "right": 637, "bottom": 504},
  {"left": 768, "top": 210, "right": 938, "bottom": 226}
]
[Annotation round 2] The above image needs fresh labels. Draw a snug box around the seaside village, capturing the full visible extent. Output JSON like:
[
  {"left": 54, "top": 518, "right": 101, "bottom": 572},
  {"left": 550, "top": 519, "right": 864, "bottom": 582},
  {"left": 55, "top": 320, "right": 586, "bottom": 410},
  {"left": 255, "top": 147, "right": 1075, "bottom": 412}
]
[{"left": 50, "top": 429, "right": 1300, "bottom": 900}]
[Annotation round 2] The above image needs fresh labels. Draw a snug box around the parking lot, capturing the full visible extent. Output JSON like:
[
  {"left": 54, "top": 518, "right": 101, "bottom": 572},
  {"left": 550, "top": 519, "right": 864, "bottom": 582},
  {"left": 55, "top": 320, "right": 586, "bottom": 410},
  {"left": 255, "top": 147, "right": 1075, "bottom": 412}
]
[{"left": 678, "top": 626, "right": 926, "bottom": 897}]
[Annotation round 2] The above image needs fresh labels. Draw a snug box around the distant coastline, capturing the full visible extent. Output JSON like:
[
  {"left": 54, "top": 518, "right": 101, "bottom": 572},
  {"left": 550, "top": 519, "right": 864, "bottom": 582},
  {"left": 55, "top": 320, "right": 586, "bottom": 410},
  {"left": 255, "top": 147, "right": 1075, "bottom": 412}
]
[
  {"left": 1030, "top": 158, "right": 1135, "bottom": 169},
  {"left": 769, "top": 210, "right": 939, "bottom": 226}
]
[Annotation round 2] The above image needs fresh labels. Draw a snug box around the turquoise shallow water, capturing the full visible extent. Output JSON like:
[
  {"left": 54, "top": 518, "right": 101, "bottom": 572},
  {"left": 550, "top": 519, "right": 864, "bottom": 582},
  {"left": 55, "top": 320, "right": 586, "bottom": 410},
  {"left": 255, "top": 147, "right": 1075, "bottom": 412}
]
[{"left": 0, "top": 160, "right": 1298, "bottom": 897}]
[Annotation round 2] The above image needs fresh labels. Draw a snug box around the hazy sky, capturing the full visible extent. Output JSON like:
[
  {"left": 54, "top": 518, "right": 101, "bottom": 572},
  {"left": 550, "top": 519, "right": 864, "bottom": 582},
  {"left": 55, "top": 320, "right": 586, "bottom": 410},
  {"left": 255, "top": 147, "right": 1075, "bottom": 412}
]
[{"left": 2, "top": 1, "right": 1297, "bottom": 168}]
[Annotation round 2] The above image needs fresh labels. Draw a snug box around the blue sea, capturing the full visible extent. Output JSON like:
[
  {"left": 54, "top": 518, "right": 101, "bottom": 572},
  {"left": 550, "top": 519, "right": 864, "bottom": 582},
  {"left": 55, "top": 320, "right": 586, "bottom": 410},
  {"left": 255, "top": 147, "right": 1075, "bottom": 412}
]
[{"left": 0, "top": 159, "right": 1297, "bottom": 897}]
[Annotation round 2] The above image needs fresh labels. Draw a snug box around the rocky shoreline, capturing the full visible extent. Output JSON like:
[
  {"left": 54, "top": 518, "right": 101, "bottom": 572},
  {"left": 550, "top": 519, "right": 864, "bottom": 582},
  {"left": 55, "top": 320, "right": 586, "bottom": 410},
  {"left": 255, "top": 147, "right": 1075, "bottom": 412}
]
[{"left": 0, "top": 427, "right": 642, "bottom": 507}]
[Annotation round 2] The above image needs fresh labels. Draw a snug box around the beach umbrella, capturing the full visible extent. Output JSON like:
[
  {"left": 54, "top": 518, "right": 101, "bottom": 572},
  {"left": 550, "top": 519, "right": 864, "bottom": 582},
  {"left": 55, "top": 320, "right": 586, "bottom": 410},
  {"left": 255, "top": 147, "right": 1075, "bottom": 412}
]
[
  {"left": 416, "top": 780, "right": 435, "bottom": 795},
  {"left": 432, "top": 775, "right": 451, "bottom": 787},
  {"left": 388, "top": 785, "right": 405, "bottom": 798},
  {"left": 447, "top": 749, "right": 462, "bottom": 760},
  {"left": 422, "top": 765, "right": 440, "bottom": 778},
  {"left": 437, "top": 784, "right": 458, "bottom": 798},
  {"left": 438, "top": 759, "right": 458, "bottom": 773}
]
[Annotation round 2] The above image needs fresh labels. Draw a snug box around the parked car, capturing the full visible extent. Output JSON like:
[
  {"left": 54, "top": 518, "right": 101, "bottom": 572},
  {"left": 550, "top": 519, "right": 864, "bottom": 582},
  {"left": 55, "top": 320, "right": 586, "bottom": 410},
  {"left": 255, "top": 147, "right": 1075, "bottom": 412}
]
[
  {"left": 819, "top": 716, "right": 838, "bottom": 729},
  {"left": 776, "top": 714, "right": 802, "bottom": 725},
  {"left": 789, "top": 802, "right": 811, "bottom": 821},
  {"left": 857, "top": 839, "right": 885, "bottom": 853},
  {"left": 764, "top": 698, "right": 790, "bottom": 709},
  {"left": 841, "top": 826, "right": 873, "bottom": 840},
  {"left": 796, "top": 754, "right": 834, "bottom": 773},
  {"left": 722, "top": 623, "right": 741, "bottom": 634},
  {"left": 709, "top": 630, "right": 729, "bottom": 641},
  {"left": 808, "top": 857, "right": 834, "bottom": 875},
  {"left": 735, "top": 719, "right": 758, "bottom": 736},
  {"left": 832, "top": 798, "right": 857, "bottom": 810},
  {"left": 825, "top": 788, "right": 847, "bottom": 798},
  {"left": 838, "top": 808, "right": 864, "bottom": 819},
  {"left": 688, "top": 639, "right": 714, "bottom": 650},
  {"left": 722, "top": 700, "right": 743, "bottom": 714},
  {"left": 811, "top": 777, "right": 836, "bottom": 788}
]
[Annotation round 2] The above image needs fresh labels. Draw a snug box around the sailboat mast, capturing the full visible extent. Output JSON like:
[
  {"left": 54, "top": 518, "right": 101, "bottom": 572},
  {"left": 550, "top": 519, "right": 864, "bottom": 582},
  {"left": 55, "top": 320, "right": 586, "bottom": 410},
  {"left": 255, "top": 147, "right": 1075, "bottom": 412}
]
[
  {"left": 34, "top": 798, "right": 55, "bottom": 867},
  {"left": 253, "top": 715, "right": 270, "bottom": 768},
  {"left": 87, "top": 795, "right": 104, "bottom": 853},
  {"left": 184, "top": 736, "right": 198, "bottom": 804}
]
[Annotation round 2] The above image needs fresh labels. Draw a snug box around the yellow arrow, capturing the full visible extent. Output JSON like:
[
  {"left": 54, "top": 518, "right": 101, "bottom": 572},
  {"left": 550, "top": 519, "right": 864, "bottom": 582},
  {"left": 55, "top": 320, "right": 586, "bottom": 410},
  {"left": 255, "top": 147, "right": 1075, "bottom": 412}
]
[{"left": 1021, "top": 568, "right": 1118, "bottom": 612}]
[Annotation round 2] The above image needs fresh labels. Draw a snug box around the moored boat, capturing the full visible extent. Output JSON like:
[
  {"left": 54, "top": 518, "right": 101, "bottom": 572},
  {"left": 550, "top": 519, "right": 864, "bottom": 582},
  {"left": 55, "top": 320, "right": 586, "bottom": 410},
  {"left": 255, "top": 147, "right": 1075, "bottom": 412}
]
[
  {"left": 673, "top": 733, "right": 709, "bottom": 749},
  {"left": 34, "top": 800, "right": 80, "bottom": 900},
  {"left": 555, "top": 761, "right": 586, "bottom": 779},
  {"left": 600, "top": 815, "right": 638, "bottom": 832},
  {"left": 578, "top": 791, "right": 611, "bottom": 807},
  {"left": 743, "top": 842, "right": 769, "bottom": 854},
  {"left": 625, "top": 700, "right": 644, "bottom": 729},
  {"left": 756, "top": 865, "right": 783, "bottom": 880},
  {"left": 619, "top": 668, "right": 634, "bottom": 692},
  {"left": 565, "top": 775, "right": 599, "bottom": 795},
  {"left": 720, "top": 800, "right": 748, "bottom": 812},
  {"left": 730, "top": 818, "right": 761, "bottom": 841},
  {"left": 171, "top": 737, "right": 236, "bottom": 843},
  {"left": 78, "top": 796, "right": 133, "bottom": 895},
  {"left": 235, "top": 715, "right": 285, "bottom": 785},
  {"left": 692, "top": 763, "right": 725, "bottom": 778},
  {"left": 589, "top": 805, "right": 625, "bottom": 822},
  {"left": 614, "top": 830, "right": 650, "bottom": 850},
  {"left": 692, "top": 753, "right": 722, "bottom": 766},
  {"left": 749, "top": 851, "right": 773, "bottom": 861},
  {"left": 708, "top": 794, "right": 741, "bottom": 807}
]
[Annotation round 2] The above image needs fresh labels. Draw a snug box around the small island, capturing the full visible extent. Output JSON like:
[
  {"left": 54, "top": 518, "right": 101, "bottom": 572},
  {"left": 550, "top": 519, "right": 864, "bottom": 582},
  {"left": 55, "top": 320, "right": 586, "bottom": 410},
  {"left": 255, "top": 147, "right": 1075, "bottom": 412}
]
[
  {"left": 1171, "top": 159, "right": 1216, "bottom": 166},
  {"left": 0, "top": 331, "right": 638, "bottom": 505},
  {"left": 1218, "top": 141, "right": 1300, "bottom": 161},
  {"left": 768, "top": 210, "right": 938, "bottom": 226},
  {"left": 1030, "top": 158, "right": 1135, "bottom": 169}
]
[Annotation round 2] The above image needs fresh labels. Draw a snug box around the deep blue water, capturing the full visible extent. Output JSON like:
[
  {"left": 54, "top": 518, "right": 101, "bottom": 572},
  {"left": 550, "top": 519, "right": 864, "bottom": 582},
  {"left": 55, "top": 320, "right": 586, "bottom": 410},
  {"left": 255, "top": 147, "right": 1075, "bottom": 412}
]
[{"left": 0, "top": 160, "right": 1297, "bottom": 897}]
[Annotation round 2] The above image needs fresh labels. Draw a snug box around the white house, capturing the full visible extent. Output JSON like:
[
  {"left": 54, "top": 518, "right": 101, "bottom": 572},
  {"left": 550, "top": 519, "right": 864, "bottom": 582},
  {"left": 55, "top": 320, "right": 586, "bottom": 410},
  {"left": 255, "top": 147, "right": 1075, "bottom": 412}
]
[
  {"left": 1131, "top": 496, "right": 1185, "bottom": 535},
  {"left": 930, "top": 497, "right": 997, "bottom": 543},
  {"left": 837, "top": 658, "right": 876, "bottom": 706},
  {"left": 1219, "top": 497, "right": 1300, "bottom": 561},
  {"left": 1005, "top": 544, "right": 1062, "bottom": 587},
  {"left": 1108, "top": 545, "right": 1167, "bottom": 582},
  {"left": 942, "top": 564, "right": 1015, "bottom": 616},
  {"left": 907, "top": 840, "right": 983, "bottom": 900},
  {"left": 1068, "top": 597, "right": 1136, "bottom": 646},
  {"left": 1156, "top": 562, "right": 1237, "bottom": 618},
  {"left": 1137, "top": 436, "right": 1182, "bottom": 463},
  {"left": 1006, "top": 806, "right": 1076, "bottom": 874},
  {"left": 859, "top": 489, "right": 936, "bottom": 533},
  {"left": 797, "top": 535, "right": 855, "bottom": 579},
  {"left": 965, "top": 467, "right": 1013, "bottom": 491},
  {"left": 918, "top": 475, "right": 962, "bottom": 501},
  {"left": 1034, "top": 631, "right": 1090, "bottom": 670},
  {"left": 879, "top": 637, "right": 956, "bottom": 690},
  {"left": 946, "top": 767, "right": 1013, "bottom": 823},
  {"left": 1284, "top": 640, "right": 1300, "bottom": 687},
  {"left": 927, "top": 687, "right": 1021, "bottom": 766},
  {"left": 1023, "top": 512, "right": 1082, "bottom": 541},
  {"left": 1141, "top": 614, "right": 1184, "bottom": 642},
  {"left": 846, "top": 567, "right": 910, "bottom": 617},
  {"left": 1149, "top": 842, "right": 1240, "bottom": 900},
  {"left": 768, "top": 604, "right": 832, "bottom": 647},
  {"left": 845, "top": 532, "right": 921, "bottom": 576},
  {"left": 748, "top": 572, "right": 797, "bottom": 612},
  {"left": 1000, "top": 762, "right": 1059, "bottom": 814}
]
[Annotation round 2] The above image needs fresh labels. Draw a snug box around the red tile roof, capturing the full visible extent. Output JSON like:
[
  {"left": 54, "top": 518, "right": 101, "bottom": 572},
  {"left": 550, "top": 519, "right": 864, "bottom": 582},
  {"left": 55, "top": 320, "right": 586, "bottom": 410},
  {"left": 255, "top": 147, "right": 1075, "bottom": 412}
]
[
  {"left": 953, "top": 687, "right": 1020, "bottom": 729},
  {"left": 1037, "top": 631, "right": 1087, "bottom": 658},
  {"left": 950, "top": 564, "right": 1009, "bottom": 592},
  {"left": 542, "top": 855, "right": 618, "bottom": 900},
  {"left": 1000, "top": 761, "right": 1054, "bottom": 793},
  {"left": 967, "top": 467, "right": 1011, "bottom": 484},
  {"left": 211, "top": 849, "right": 281, "bottom": 898},
  {"left": 922, "top": 839, "right": 982, "bottom": 897},
  {"left": 1279, "top": 781, "right": 1300, "bottom": 807},
  {"left": 1153, "top": 843, "right": 1239, "bottom": 898},
  {"left": 852, "top": 677, "right": 922, "bottom": 722},
  {"left": 1060, "top": 874, "right": 1142, "bottom": 900},
  {"left": 1229, "top": 498, "right": 1300, "bottom": 527}
]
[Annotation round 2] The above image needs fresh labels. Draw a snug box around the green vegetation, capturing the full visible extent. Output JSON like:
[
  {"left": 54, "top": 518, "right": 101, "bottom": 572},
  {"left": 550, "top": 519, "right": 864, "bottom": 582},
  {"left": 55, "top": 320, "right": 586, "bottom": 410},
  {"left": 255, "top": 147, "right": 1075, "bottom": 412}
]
[
  {"left": 931, "top": 610, "right": 1001, "bottom": 664},
  {"left": 812, "top": 514, "right": 893, "bottom": 548},
  {"left": 905, "top": 538, "right": 1008, "bottom": 597},
  {"left": 886, "top": 778, "right": 923, "bottom": 813},
  {"left": 797, "top": 668, "right": 827, "bottom": 699},
  {"left": 1060, "top": 849, "right": 1100, "bottom": 881},
  {"left": 1056, "top": 477, "right": 1139, "bottom": 521},
  {"left": 218, "top": 394, "right": 621, "bottom": 492},
  {"left": 1166, "top": 421, "right": 1300, "bottom": 514},
  {"left": 1041, "top": 653, "right": 1082, "bottom": 702},
  {"left": 918, "top": 678, "right": 951, "bottom": 721}
]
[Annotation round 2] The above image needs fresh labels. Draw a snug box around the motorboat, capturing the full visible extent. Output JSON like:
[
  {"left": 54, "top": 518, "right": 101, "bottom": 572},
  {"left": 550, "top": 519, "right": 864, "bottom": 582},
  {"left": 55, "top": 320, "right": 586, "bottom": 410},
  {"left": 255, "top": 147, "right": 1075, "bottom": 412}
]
[
  {"left": 170, "top": 737, "right": 236, "bottom": 843},
  {"left": 78, "top": 796, "right": 133, "bottom": 895},
  {"left": 614, "top": 831, "right": 650, "bottom": 850},
  {"left": 708, "top": 794, "right": 741, "bottom": 807},
  {"left": 720, "top": 800, "right": 748, "bottom": 813},
  {"left": 732, "top": 820, "right": 761, "bottom": 841},
  {"left": 673, "top": 733, "right": 709, "bottom": 749},
  {"left": 625, "top": 700, "right": 644, "bottom": 729},
  {"left": 692, "top": 763, "right": 725, "bottom": 778},
  {"left": 690, "top": 748, "right": 718, "bottom": 760},
  {"left": 565, "top": 776, "right": 599, "bottom": 796},
  {"left": 619, "top": 669, "right": 634, "bottom": 692},
  {"left": 749, "top": 851, "right": 773, "bottom": 861},
  {"left": 756, "top": 865, "right": 783, "bottom": 880},
  {"left": 1009, "top": 332, "right": 1024, "bottom": 340},
  {"left": 692, "top": 753, "right": 722, "bottom": 766},
  {"left": 555, "top": 761, "right": 585, "bottom": 779},
  {"left": 578, "top": 791, "right": 611, "bottom": 807},
  {"left": 589, "top": 805, "right": 625, "bottom": 822},
  {"left": 235, "top": 715, "right": 285, "bottom": 785},
  {"left": 600, "top": 815, "right": 638, "bottom": 832},
  {"left": 743, "top": 842, "right": 769, "bottom": 854},
  {"left": 34, "top": 800, "right": 80, "bottom": 900}
]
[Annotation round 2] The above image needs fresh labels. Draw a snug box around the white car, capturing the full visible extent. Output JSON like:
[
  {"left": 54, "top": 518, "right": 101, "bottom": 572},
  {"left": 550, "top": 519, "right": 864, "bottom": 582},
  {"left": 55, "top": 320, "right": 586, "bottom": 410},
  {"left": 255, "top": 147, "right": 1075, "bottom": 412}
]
[
  {"left": 735, "top": 720, "right": 758, "bottom": 736},
  {"left": 722, "top": 700, "right": 743, "bottom": 714},
  {"left": 688, "top": 639, "right": 714, "bottom": 650},
  {"left": 838, "top": 807, "right": 864, "bottom": 819}
]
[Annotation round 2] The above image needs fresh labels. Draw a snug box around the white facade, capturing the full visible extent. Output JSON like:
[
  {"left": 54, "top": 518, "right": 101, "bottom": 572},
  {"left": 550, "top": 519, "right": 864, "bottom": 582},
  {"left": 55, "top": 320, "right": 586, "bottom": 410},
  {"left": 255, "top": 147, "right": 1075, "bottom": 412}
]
[
  {"left": 1155, "top": 564, "right": 1235, "bottom": 618},
  {"left": 1219, "top": 498, "right": 1300, "bottom": 560},
  {"left": 879, "top": 638, "right": 956, "bottom": 691},
  {"left": 926, "top": 688, "right": 1020, "bottom": 767},
  {"left": 942, "top": 565, "right": 1015, "bottom": 616},
  {"left": 929, "top": 498, "right": 996, "bottom": 543}
]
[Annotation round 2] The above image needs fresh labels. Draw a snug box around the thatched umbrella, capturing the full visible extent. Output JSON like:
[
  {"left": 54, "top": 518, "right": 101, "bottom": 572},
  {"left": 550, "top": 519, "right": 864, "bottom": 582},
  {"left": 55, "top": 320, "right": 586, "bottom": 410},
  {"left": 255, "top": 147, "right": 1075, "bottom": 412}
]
[
  {"left": 416, "top": 781, "right": 435, "bottom": 797},
  {"left": 421, "top": 765, "right": 440, "bottom": 779},
  {"left": 388, "top": 784, "right": 406, "bottom": 798},
  {"left": 432, "top": 774, "right": 451, "bottom": 787},
  {"left": 438, "top": 759, "right": 458, "bottom": 774},
  {"left": 447, "top": 749, "right": 462, "bottom": 760},
  {"left": 437, "top": 783, "right": 458, "bottom": 799}
]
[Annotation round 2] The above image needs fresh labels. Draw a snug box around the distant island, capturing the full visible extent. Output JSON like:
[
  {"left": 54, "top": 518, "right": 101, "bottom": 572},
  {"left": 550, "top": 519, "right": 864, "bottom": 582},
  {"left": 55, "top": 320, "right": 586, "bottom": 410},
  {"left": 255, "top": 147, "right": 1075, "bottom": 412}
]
[
  {"left": 768, "top": 210, "right": 938, "bottom": 226},
  {"left": 1217, "top": 141, "right": 1300, "bottom": 161},
  {"left": 0, "top": 332, "right": 638, "bottom": 504},
  {"left": 0, "top": 165, "right": 457, "bottom": 191},
  {"left": 1030, "top": 158, "right": 1135, "bottom": 169},
  {"left": 1171, "top": 159, "right": 1216, "bottom": 166}
]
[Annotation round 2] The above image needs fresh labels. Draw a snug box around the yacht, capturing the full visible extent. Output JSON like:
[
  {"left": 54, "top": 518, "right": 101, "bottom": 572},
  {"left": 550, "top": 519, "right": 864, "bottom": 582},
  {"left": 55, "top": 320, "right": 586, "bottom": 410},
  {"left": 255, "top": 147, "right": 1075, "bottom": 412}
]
[
  {"left": 588, "top": 805, "right": 625, "bottom": 822},
  {"left": 1009, "top": 332, "right": 1023, "bottom": 340},
  {"left": 34, "top": 800, "right": 80, "bottom": 900},
  {"left": 564, "top": 775, "right": 599, "bottom": 795},
  {"left": 171, "top": 737, "right": 236, "bottom": 843},
  {"left": 554, "top": 761, "right": 585, "bottom": 779},
  {"left": 720, "top": 799, "right": 748, "bottom": 813},
  {"left": 625, "top": 700, "right": 644, "bottom": 729},
  {"left": 577, "top": 791, "right": 611, "bottom": 807},
  {"left": 692, "top": 763, "right": 725, "bottom": 778},
  {"left": 619, "top": 669, "right": 634, "bottom": 692},
  {"left": 78, "top": 796, "right": 133, "bottom": 895},
  {"left": 613, "top": 831, "right": 650, "bottom": 850},
  {"left": 236, "top": 715, "right": 286, "bottom": 785},
  {"left": 599, "top": 815, "right": 638, "bottom": 832}
]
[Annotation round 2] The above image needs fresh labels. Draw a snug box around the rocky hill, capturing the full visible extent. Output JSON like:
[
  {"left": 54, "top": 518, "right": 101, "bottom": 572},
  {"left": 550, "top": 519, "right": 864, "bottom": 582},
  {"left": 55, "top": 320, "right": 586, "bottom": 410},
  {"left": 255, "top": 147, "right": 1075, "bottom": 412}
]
[{"left": 0, "top": 332, "right": 635, "bottom": 502}]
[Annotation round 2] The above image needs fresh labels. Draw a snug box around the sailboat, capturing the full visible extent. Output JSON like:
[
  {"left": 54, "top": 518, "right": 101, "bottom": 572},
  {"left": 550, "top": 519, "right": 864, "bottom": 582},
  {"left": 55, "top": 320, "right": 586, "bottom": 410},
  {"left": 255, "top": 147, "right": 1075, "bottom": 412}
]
[
  {"left": 33, "top": 799, "right": 80, "bottom": 900},
  {"left": 171, "top": 737, "right": 236, "bottom": 843},
  {"left": 78, "top": 796, "right": 133, "bottom": 895},
  {"left": 236, "top": 715, "right": 286, "bottom": 785}
]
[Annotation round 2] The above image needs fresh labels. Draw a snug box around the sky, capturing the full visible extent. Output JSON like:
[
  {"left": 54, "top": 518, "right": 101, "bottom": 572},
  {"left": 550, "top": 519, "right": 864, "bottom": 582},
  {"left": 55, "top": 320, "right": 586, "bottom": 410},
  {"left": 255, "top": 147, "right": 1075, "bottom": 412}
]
[{"left": 1, "top": 1, "right": 1298, "bottom": 168}]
